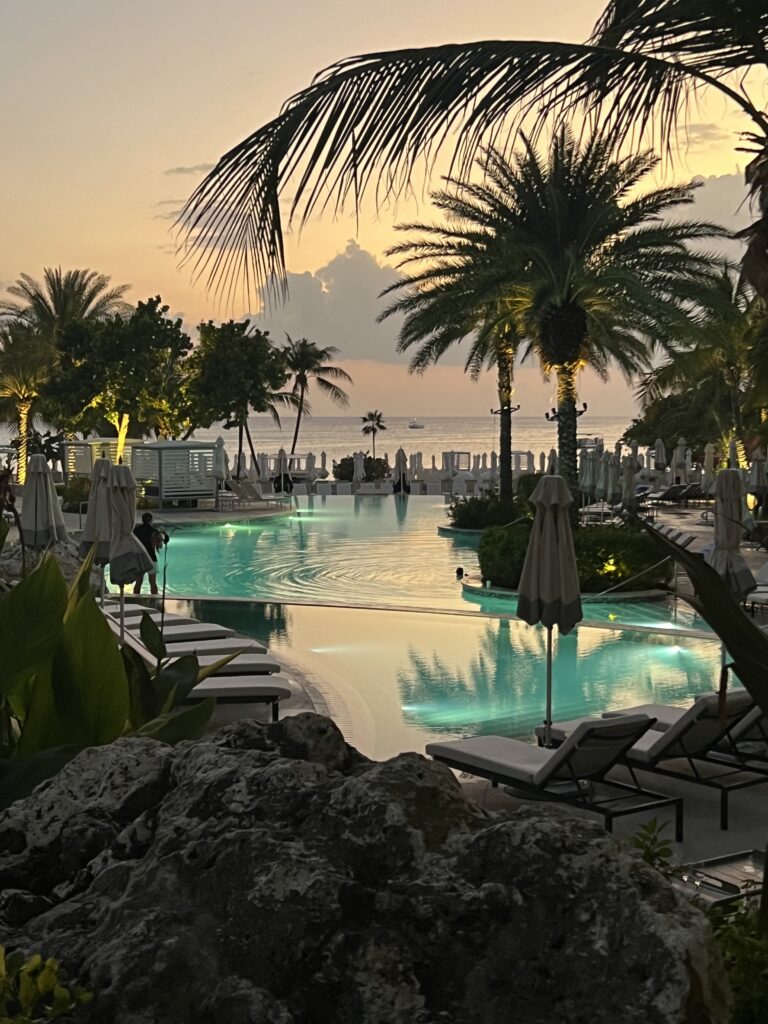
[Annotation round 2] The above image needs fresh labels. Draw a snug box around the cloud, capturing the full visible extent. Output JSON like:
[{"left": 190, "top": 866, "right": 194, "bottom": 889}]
[
  {"left": 689, "top": 171, "right": 751, "bottom": 261},
  {"left": 683, "top": 122, "right": 733, "bottom": 148},
  {"left": 152, "top": 208, "right": 182, "bottom": 221},
  {"left": 164, "top": 163, "right": 215, "bottom": 176},
  {"left": 252, "top": 240, "right": 439, "bottom": 366}
]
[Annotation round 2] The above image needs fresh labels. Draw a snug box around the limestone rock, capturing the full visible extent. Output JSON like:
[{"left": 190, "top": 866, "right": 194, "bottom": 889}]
[{"left": 0, "top": 714, "right": 731, "bottom": 1024}]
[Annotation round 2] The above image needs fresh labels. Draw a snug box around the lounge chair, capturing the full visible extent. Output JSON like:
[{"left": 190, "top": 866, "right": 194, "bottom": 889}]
[
  {"left": 541, "top": 691, "right": 763, "bottom": 829},
  {"left": 105, "top": 615, "right": 289, "bottom": 720},
  {"left": 426, "top": 716, "right": 683, "bottom": 838},
  {"left": 228, "top": 478, "right": 292, "bottom": 508},
  {"left": 646, "top": 484, "right": 687, "bottom": 505},
  {"left": 157, "top": 637, "right": 267, "bottom": 656},
  {"left": 128, "top": 622, "right": 236, "bottom": 642},
  {"left": 102, "top": 604, "right": 201, "bottom": 627}
]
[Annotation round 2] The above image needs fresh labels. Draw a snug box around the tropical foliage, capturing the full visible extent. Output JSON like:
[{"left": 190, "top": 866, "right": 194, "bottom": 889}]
[
  {"left": 0, "top": 945, "right": 91, "bottom": 1022},
  {"left": 43, "top": 297, "right": 194, "bottom": 459},
  {"left": 1, "top": 266, "right": 131, "bottom": 341},
  {"left": 186, "top": 320, "right": 288, "bottom": 473},
  {"left": 0, "top": 323, "right": 55, "bottom": 483},
  {"left": 635, "top": 267, "right": 768, "bottom": 456},
  {"left": 478, "top": 522, "right": 673, "bottom": 592},
  {"left": 176, "top": 2, "right": 768, "bottom": 302},
  {"left": 447, "top": 493, "right": 519, "bottom": 531},
  {"left": 0, "top": 553, "right": 222, "bottom": 809},
  {"left": 381, "top": 133, "right": 723, "bottom": 494},
  {"left": 283, "top": 335, "right": 352, "bottom": 453},
  {"left": 360, "top": 410, "right": 386, "bottom": 459}
]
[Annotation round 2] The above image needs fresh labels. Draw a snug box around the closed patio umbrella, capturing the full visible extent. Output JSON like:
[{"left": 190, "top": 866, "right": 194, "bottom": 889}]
[
  {"left": 213, "top": 437, "right": 230, "bottom": 510},
  {"left": 594, "top": 451, "right": 610, "bottom": 501},
  {"left": 20, "top": 454, "right": 67, "bottom": 549},
  {"left": 671, "top": 437, "right": 686, "bottom": 484},
  {"left": 274, "top": 448, "right": 292, "bottom": 493},
  {"left": 704, "top": 469, "right": 756, "bottom": 598},
  {"left": 607, "top": 454, "right": 622, "bottom": 505},
  {"left": 108, "top": 464, "right": 153, "bottom": 639},
  {"left": 393, "top": 447, "right": 410, "bottom": 495},
  {"left": 79, "top": 456, "right": 112, "bottom": 563},
  {"left": 352, "top": 451, "right": 366, "bottom": 484},
  {"left": 621, "top": 456, "right": 639, "bottom": 511},
  {"left": 517, "top": 476, "right": 583, "bottom": 747},
  {"left": 538, "top": 451, "right": 546, "bottom": 474},
  {"left": 748, "top": 448, "right": 768, "bottom": 499},
  {"left": 546, "top": 448, "right": 558, "bottom": 475},
  {"left": 703, "top": 443, "right": 716, "bottom": 492},
  {"left": 654, "top": 438, "right": 666, "bottom": 473}
]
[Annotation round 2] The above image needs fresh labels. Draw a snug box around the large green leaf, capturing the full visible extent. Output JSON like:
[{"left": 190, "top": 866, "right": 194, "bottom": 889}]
[
  {"left": 139, "top": 612, "right": 166, "bottom": 664},
  {"left": 135, "top": 698, "right": 215, "bottom": 744},
  {"left": 638, "top": 519, "right": 768, "bottom": 717},
  {"left": 0, "top": 556, "right": 66, "bottom": 686},
  {"left": 45, "top": 596, "right": 129, "bottom": 748},
  {"left": 155, "top": 655, "right": 199, "bottom": 712},
  {"left": 0, "top": 745, "right": 82, "bottom": 810},
  {"left": 121, "top": 646, "right": 155, "bottom": 730},
  {"left": 14, "top": 662, "right": 62, "bottom": 758},
  {"left": 64, "top": 545, "right": 95, "bottom": 622}
]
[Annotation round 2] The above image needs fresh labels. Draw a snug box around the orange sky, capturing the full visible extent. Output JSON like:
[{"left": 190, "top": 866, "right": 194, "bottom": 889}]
[{"left": 1, "top": 0, "right": 755, "bottom": 418}]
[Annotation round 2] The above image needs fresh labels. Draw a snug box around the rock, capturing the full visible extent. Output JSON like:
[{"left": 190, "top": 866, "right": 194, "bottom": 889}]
[{"left": 0, "top": 713, "right": 731, "bottom": 1024}]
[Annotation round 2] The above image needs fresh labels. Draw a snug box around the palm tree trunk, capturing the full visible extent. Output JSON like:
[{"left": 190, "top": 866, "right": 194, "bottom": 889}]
[
  {"left": 244, "top": 421, "right": 259, "bottom": 475},
  {"left": 372, "top": 430, "right": 376, "bottom": 460},
  {"left": 496, "top": 350, "right": 514, "bottom": 502},
  {"left": 237, "top": 421, "right": 244, "bottom": 479},
  {"left": 17, "top": 400, "right": 31, "bottom": 485},
  {"left": 115, "top": 413, "right": 130, "bottom": 463},
  {"left": 556, "top": 364, "right": 579, "bottom": 499},
  {"left": 291, "top": 386, "right": 305, "bottom": 454}
]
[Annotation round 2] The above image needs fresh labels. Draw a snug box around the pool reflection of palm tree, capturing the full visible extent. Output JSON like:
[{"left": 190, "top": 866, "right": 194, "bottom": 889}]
[{"left": 193, "top": 599, "right": 292, "bottom": 646}]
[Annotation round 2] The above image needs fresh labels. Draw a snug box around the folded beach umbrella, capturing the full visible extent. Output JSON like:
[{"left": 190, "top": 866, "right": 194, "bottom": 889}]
[
  {"left": 352, "top": 451, "right": 366, "bottom": 484},
  {"left": 671, "top": 437, "right": 687, "bottom": 483},
  {"left": 607, "top": 454, "right": 622, "bottom": 505},
  {"left": 79, "top": 456, "right": 112, "bottom": 563},
  {"left": 703, "top": 443, "right": 716, "bottom": 492},
  {"left": 526, "top": 451, "right": 535, "bottom": 474},
  {"left": 621, "top": 456, "right": 639, "bottom": 511},
  {"left": 108, "top": 464, "right": 154, "bottom": 638},
  {"left": 594, "top": 450, "right": 610, "bottom": 501},
  {"left": 546, "top": 448, "right": 558, "bottom": 475},
  {"left": 654, "top": 438, "right": 666, "bottom": 472},
  {"left": 538, "top": 451, "right": 546, "bottom": 475},
  {"left": 274, "top": 448, "right": 292, "bottom": 492},
  {"left": 704, "top": 469, "right": 756, "bottom": 598},
  {"left": 20, "top": 454, "right": 67, "bottom": 549},
  {"left": 393, "top": 447, "right": 410, "bottom": 495},
  {"left": 213, "top": 437, "right": 230, "bottom": 483},
  {"left": 516, "top": 476, "right": 583, "bottom": 747},
  {"left": 748, "top": 448, "right": 768, "bottom": 498}
]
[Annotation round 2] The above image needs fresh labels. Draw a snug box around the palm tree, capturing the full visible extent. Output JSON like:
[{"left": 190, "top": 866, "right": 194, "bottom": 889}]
[
  {"left": 1, "top": 267, "right": 131, "bottom": 342},
  {"left": 0, "top": 325, "right": 55, "bottom": 484},
  {"left": 177, "top": 4, "right": 768, "bottom": 302},
  {"left": 283, "top": 336, "right": 353, "bottom": 453},
  {"left": 381, "top": 133, "right": 724, "bottom": 494},
  {"left": 639, "top": 266, "right": 768, "bottom": 452},
  {"left": 361, "top": 410, "right": 386, "bottom": 459}
]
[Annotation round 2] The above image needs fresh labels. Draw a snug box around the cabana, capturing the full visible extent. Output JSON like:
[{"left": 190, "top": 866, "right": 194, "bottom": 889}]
[
  {"left": 131, "top": 441, "right": 217, "bottom": 508},
  {"left": 62, "top": 438, "right": 143, "bottom": 480}
]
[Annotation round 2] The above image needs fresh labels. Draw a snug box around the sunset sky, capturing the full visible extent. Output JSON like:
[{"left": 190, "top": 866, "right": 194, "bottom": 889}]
[{"left": 1, "top": 1, "right": 753, "bottom": 418}]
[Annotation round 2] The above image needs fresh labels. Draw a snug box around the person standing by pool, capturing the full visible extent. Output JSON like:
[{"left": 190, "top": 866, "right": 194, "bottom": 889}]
[{"left": 132, "top": 512, "right": 168, "bottom": 595}]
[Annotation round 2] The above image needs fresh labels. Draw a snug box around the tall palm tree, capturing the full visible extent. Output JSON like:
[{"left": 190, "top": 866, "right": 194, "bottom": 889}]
[
  {"left": 381, "top": 133, "right": 724, "bottom": 494},
  {"left": 0, "top": 325, "right": 55, "bottom": 484},
  {"left": 1, "top": 267, "right": 131, "bottom": 342},
  {"left": 361, "top": 410, "right": 386, "bottom": 459},
  {"left": 283, "top": 336, "right": 353, "bottom": 453},
  {"left": 638, "top": 266, "right": 768, "bottom": 451},
  {"left": 177, "top": 3, "right": 768, "bottom": 302}
]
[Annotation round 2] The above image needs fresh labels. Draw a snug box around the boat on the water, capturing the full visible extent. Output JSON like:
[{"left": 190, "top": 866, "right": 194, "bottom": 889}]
[{"left": 408, "top": 419, "right": 425, "bottom": 430}]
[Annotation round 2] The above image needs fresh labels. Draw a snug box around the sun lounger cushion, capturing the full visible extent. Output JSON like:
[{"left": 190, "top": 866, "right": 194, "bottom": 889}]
[
  {"left": 158, "top": 637, "right": 267, "bottom": 656},
  {"left": 186, "top": 674, "right": 292, "bottom": 702},
  {"left": 130, "top": 623, "right": 236, "bottom": 641}
]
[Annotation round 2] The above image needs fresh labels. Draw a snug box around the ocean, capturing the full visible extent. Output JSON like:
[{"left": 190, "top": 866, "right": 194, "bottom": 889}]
[
  {"left": 2, "top": 415, "right": 634, "bottom": 467},
  {"left": 195, "top": 414, "right": 633, "bottom": 466}
]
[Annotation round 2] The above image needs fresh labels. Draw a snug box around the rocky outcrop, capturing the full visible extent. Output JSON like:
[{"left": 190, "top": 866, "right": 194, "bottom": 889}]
[{"left": 0, "top": 714, "right": 731, "bottom": 1024}]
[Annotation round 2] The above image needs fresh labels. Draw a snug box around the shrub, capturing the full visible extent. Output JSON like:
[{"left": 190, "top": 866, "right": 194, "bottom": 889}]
[
  {"left": 710, "top": 901, "right": 768, "bottom": 1024},
  {"left": 515, "top": 473, "right": 543, "bottom": 508},
  {"left": 60, "top": 475, "right": 91, "bottom": 513},
  {"left": 447, "top": 493, "right": 519, "bottom": 530},
  {"left": 334, "top": 455, "right": 388, "bottom": 482},
  {"left": 0, "top": 945, "right": 91, "bottom": 1022},
  {"left": 478, "top": 523, "right": 673, "bottom": 591}
]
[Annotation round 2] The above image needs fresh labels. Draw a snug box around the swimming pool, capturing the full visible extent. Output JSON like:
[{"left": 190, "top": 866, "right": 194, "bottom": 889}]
[
  {"left": 138, "top": 495, "right": 710, "bottom": 631},
  {"left": 166, "top": 599, "right": 728, "bottom": 762}
]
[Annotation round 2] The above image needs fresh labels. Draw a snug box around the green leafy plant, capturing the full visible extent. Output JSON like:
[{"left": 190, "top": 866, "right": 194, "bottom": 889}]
[
  {"left": 447, "top": 493, "right": 519, "bottom": 530},
  {"left": 59, "top": 476, "right": 91, "bottom": 514},
  {"left": 0, "top": 553, "right": 232, "bottom": 808},
  {"left": 478, "top": 522, "right": 672, "bottom": 592},
  {"left": 710, "top": 901, "right": 768, "bottom": 1024},
  {"left": 333, "top": 455, "right": 388, "bottom": 482},
  {"left": 630, "top": 819, "right": 675, "bottom": 880},
  {"left": 514, "top": 473, "right": 543, "bottom": 508},
  {"left": 0, "top": 945, "right": 91, "bottom": 1022}
]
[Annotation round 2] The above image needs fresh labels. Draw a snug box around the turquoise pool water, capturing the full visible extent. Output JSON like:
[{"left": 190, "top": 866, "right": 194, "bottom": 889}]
[
  {"left": 137, "top": 496, "right": 709, "bottom": 631},
  {"left": 167, "top": 599, "right": 728, "bottom": 762}
]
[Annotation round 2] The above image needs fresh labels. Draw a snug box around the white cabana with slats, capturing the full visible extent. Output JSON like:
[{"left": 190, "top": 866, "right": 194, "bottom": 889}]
[{"left": 131, "top": 441, "right": 216, "bottom": 508}]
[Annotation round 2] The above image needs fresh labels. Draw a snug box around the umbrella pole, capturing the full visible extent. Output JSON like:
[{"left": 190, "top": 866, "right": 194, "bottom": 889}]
[
  {"left": 119, "top": 585, "right": 125, "bottom": 641},
  {"left": 544, "top": 625, "right": 554, "bottom": 748},
  {"left": 99, "top": 565, "right": 105, "bottom": 608}
]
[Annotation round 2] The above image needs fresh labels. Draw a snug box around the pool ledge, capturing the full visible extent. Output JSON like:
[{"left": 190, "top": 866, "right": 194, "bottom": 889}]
[{"left": 462, "top": 581, "right": 668, "bottom": 603}]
